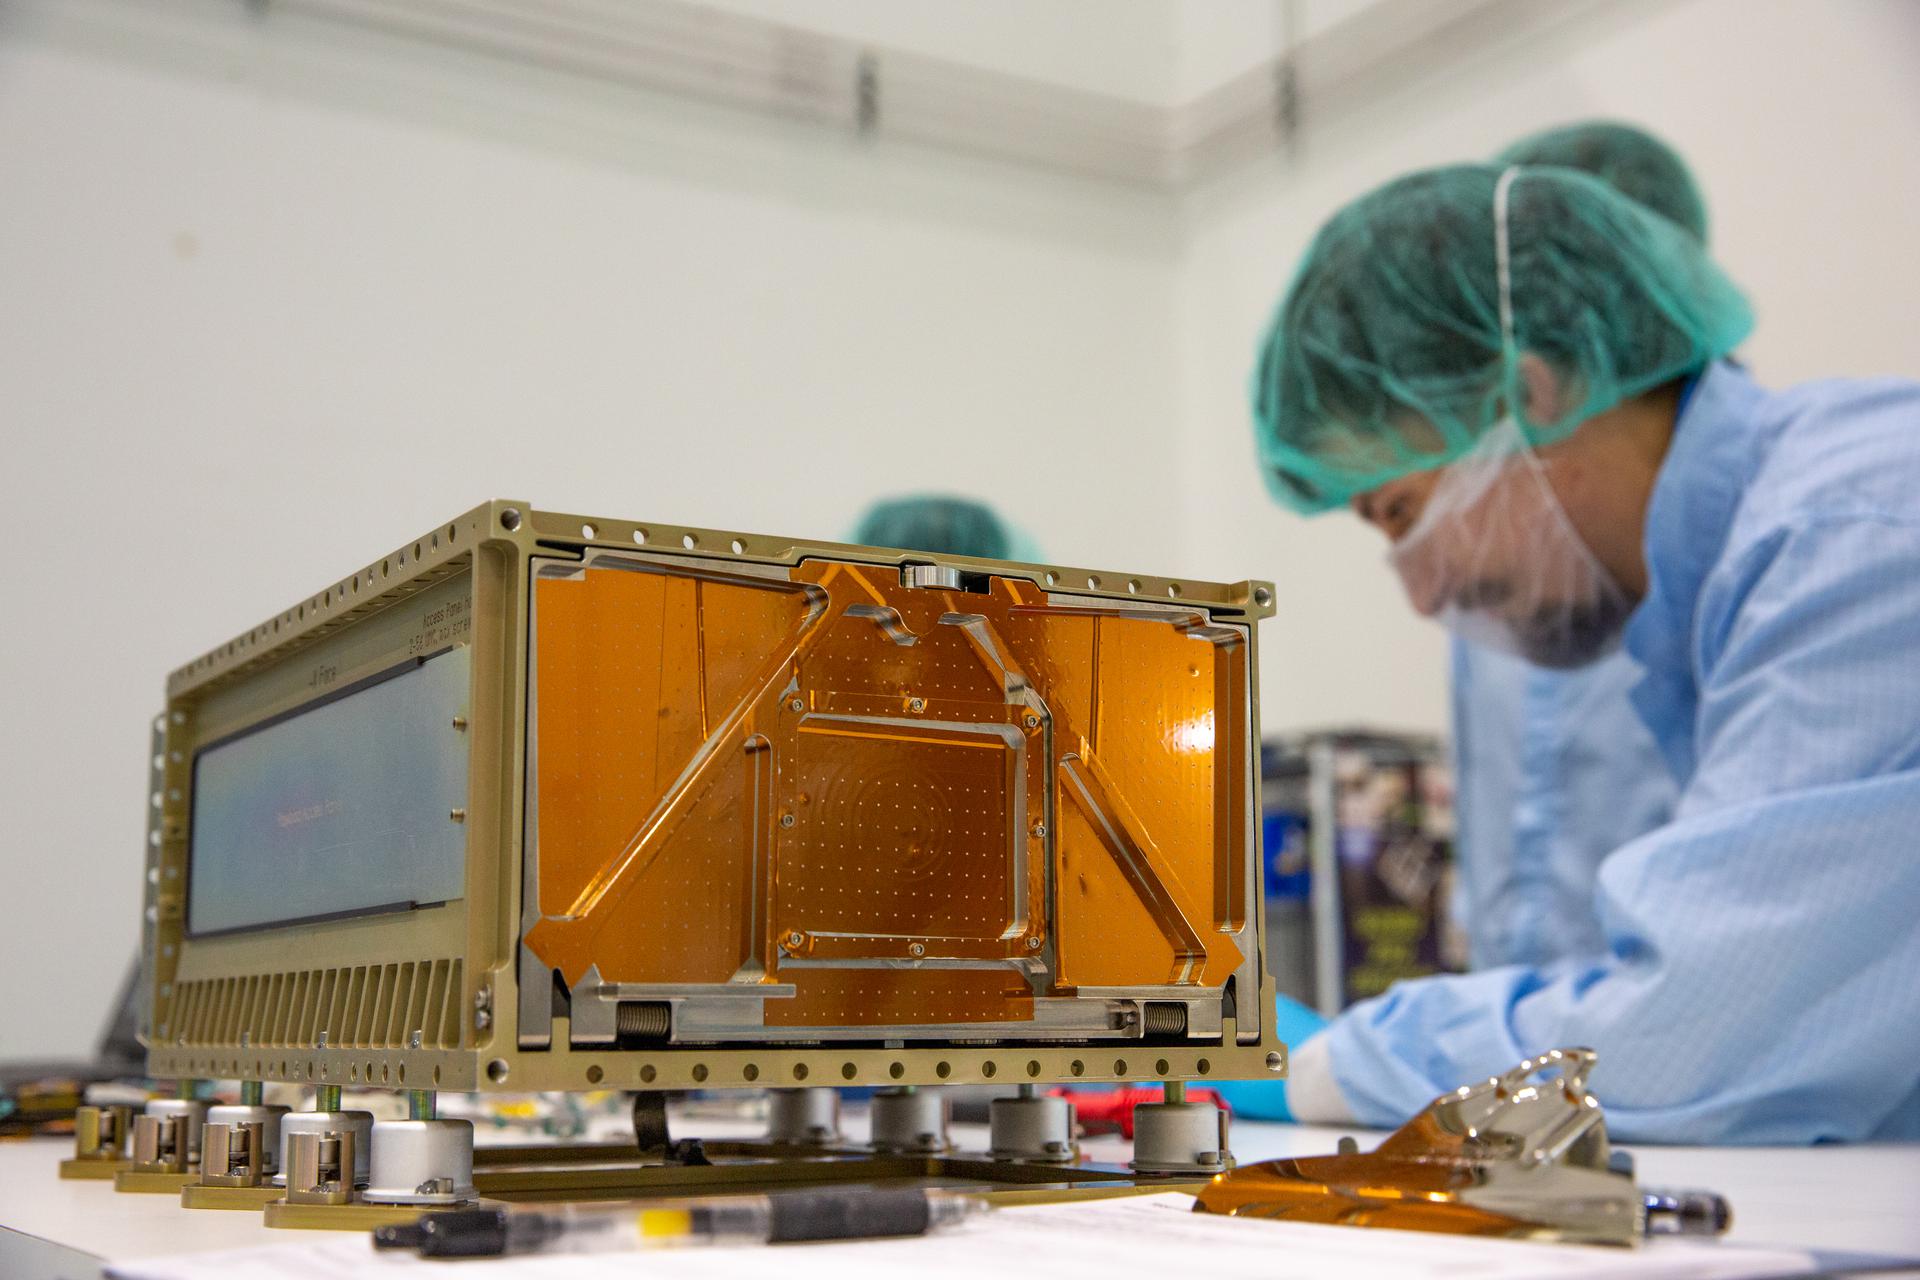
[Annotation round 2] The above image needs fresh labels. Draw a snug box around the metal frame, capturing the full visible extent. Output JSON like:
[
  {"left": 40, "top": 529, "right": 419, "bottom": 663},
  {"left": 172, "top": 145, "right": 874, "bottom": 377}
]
[{"left": 143, "top": 500, "right": 1286, "bottom": 1093}]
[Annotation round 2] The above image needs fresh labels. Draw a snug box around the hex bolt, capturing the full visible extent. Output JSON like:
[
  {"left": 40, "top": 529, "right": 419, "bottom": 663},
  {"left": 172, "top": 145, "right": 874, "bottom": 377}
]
[
  {"left": 786, "top": 931, "right": 805, "bottom": 949},
  {"left": 1025, "top": 937, "right": 1043, "bottom": 951},
  {"left": 907, "top": 942, "right": 925, "bottom": 958},
  {"left": 908, "top": 697, "right": 926, "bottom": 713},
  {"left": 1025, "top": 714, "right": 1040, "bottom": 728},
  {"left": 1032, "top": 823, "right": 1047, "bottom": 838},
  {"left": 789, "top": 698, "right": 804, "bottom": 712}
]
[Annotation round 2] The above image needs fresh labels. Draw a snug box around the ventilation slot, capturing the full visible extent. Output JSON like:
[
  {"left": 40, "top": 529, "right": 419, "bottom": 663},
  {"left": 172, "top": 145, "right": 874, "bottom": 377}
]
[{"left": 168, "top": 959, "right": 464, "bottom": 1051}]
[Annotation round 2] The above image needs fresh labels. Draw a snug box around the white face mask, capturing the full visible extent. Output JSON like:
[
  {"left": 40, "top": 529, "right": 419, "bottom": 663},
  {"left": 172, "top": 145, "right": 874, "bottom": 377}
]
[
  {"left": 1386, "top": 417, "right": 1634, "bottom": 669},
  {"left": 1379, "top": 167, "right": 1635, "bottom": 669}
]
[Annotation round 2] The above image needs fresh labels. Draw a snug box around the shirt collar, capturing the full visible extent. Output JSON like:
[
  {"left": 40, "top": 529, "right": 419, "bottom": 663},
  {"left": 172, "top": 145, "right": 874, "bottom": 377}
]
[{"left": 1623, "top": 362, "right": 1768, "bottom": 776}]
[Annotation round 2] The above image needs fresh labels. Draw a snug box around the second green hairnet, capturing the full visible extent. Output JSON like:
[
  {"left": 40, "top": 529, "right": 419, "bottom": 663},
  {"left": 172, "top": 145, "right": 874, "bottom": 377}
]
[
  {"left": 1251, "top": 163, "right": 1753, "bottom": 513},
  {"left": 851, "top": 495, "right": 1014, "bottom": 560},
  {"left": 1496, "top": 120, "right": 1709, "bottom": 243}
]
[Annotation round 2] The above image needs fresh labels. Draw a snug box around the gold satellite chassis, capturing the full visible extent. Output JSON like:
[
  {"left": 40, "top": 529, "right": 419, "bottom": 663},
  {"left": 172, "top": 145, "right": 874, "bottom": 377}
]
[{"left": 138, "top": 499, "right": 1287, "bottom": 1096}]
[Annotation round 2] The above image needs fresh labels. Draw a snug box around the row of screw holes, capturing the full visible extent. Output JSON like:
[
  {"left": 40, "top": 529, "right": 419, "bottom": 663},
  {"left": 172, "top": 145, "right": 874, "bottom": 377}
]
[
  {"left": 568, "top": 514, "right": 1187, "bottom": 599},
  {"left": 577, "top": 519, "right": 747, "bottom": 558},
  {"left": 1040, "top": 568, "right": 1185, "bottom": 599},
  {"left": 578, "top": 1057, "right": 1215, "bottom": 1085},
  {"left": 186, "top": 523, "right": 465, "bottom": 673}
]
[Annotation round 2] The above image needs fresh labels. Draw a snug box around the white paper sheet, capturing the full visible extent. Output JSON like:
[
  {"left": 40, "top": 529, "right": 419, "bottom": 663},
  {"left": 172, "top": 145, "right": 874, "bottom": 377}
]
[{"left": 108, "top": 1193, "right": 1819, "bottom": 1280}]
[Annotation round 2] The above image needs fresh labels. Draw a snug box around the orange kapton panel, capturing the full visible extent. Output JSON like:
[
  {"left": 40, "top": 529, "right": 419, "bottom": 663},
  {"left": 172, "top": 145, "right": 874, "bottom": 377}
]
[{"left": 524, "top": 554, "right": 1248, "bottom": 1028}]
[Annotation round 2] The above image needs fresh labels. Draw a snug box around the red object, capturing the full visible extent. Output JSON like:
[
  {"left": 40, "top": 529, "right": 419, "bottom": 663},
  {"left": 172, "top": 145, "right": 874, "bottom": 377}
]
[{"left": 1050, "top": 1086, "right": 1230, "bottom": 1139}]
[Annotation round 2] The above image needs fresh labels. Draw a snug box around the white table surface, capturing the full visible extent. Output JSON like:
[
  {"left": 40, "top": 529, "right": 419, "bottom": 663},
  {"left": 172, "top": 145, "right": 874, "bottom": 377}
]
[{"left": 5, "top": 1110, "right": 1916, "bottom": 1279}]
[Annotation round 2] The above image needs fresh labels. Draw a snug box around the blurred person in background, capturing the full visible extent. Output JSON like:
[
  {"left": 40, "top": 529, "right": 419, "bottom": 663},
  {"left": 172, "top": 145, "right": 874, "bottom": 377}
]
[
  {"left": 1223, "top": 122, "right": 1703, "bottom": 1122},
  {"left": 852, "top": 492, "right": 1048, "bottom": 569},
  {"left": 1224, "top": 151, "right": 1920, "bottom": 1143},
  {"left": 1448, "top": 123, "right": 1701, "bottom": 975},
  {"left": 852, "top": 494, "right": 1018, "bottom": 560}
]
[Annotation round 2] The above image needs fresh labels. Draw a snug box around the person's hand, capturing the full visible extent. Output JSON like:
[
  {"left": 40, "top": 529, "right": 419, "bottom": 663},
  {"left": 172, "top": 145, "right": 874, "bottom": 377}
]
[{"left": 1209, "top": 995, "right": 1330, "bottom": 1122}]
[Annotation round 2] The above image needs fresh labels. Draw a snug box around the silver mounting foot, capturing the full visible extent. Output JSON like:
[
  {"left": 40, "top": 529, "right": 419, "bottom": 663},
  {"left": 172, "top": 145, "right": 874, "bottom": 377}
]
[
  {"left": 989, "top": 1085, "right": 1077, "bottom": 1163},
  {"left": 869, "top": 1086, "right": 950, "bottom": 1154},
  {"left": 767, "top": 1088, "right": 843, "bottom": 1146}
]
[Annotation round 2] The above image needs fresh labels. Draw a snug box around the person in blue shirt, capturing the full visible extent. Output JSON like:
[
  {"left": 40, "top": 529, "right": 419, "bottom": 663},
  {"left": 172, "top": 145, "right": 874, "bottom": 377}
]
[
  {"left": 1452, "top": 123, "right": 1703, "bottom": 972},
  {"left": 1227, "top": 160, "right": 1920, "bottom": 1143}
]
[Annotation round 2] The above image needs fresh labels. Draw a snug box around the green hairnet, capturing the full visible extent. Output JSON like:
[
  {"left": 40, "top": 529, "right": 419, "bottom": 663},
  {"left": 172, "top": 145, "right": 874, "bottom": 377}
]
[
  {"left": 1497, "top": 121, "right": 1708, "bottom": 243},
  {"left": 851, "top": 494, "right": 1014, "bottom": 559},
  {"left": 1251, "top": 163, "right": 1753, "bottom": 513}
]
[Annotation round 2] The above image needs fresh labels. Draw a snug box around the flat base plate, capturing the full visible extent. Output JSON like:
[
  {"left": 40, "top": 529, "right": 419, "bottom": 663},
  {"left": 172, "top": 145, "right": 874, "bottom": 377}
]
[
  {"left": 109, "top": 1142, "right": 1217, "bottom": 1232},
  {"left": 263, "top": 1199, "right": 488, "bottom": 1232},
  {"left": 181, "top": 1184, "right": 284, "bottom": 1210},
  {"left": 114, "top": 1170, "right": 198, "bottom": 1194},
  {"left": 57, "top": 1158, "right": 128, "bottom": 1180}
]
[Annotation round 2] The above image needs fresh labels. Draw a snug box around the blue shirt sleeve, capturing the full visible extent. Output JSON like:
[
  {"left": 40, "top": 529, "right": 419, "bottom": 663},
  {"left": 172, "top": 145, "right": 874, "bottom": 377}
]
[{"left": 1322, "top": 515, "right": 1920, "bottom": 1143}]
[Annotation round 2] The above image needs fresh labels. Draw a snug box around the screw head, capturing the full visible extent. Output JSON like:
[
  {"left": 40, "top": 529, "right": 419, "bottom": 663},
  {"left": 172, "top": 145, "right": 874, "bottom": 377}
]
[
  {"left": 908, "top": 697, "right": 926, "bottom": 713},
  {"left": 907, "top": 942, "right": 925, "bottom": 957},
  {"left": 786, "top": 931, "right": 805, "bottom": 949},
  {"left": 1031, "top": 823, "right": 1047, "bottom": 838},
  {"left": 789, "top": 697, "right": 804, "bottom": 712},
  {"left": 1024, "top": 714, "right": 1039, "bottom": 728},
  {"left": 1025, "top": 936, "right": 1043, "bottom": 951},
  {"left": 780, "top": 813, "right": 797, "bottom": 829}
]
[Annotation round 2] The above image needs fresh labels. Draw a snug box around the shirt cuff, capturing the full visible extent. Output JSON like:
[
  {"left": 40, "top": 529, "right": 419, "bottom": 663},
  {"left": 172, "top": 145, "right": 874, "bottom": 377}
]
[{"left": 1283, "top": 1032, "right": 1355, "bottom": 1124}]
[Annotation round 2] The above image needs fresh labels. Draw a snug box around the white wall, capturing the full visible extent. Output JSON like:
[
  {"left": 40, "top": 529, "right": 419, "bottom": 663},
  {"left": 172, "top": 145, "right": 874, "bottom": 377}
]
[
  {"left": 695, "top": 0, "right": 1189, "bottom": 103},
  {"left": 1177, "top": 0, "right": 1920, "bottom": 733},
  {"left": 0, "top": 2, "right": 1185, "bottom": 1056}
]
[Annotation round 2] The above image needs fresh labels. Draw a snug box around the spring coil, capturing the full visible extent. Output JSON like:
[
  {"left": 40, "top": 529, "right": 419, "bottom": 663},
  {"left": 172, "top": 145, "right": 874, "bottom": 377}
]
[
  {"left": 1143, "top": 1003, "right": 1188, "bottom": 1036},
  {"left": 616, "top": 1002, "right": 671, "bottom": 1039}
]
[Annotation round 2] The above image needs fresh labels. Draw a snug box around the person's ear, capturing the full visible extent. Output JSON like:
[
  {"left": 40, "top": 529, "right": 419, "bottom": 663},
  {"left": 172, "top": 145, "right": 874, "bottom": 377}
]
[{"left": 1516, "top": 352, "right": 1570, "bottom": 425}]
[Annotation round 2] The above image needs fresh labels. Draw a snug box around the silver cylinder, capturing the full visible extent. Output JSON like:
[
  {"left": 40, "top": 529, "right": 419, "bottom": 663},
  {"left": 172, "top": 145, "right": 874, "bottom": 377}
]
[
  {"left": 144, "top": 1099, "right": 209, "bottom": 1164},
  {"left": 988, "top": 1090, "right": 1076, "bottom": 1163},
  {"left": 1130, "top": 1100, "right": 1229, "bottom": 1174},
  {"left": 206, "top": 1104, "right": 290, "bottom": 1174},
  {"left": 766, "top": 1088, "right": 842, "bottom": 1146},
  {"left": 275, "top": 1110, "right": 374, "bottom": 1186},
  {"left": 361, "top": 1119, "right": 477, "bottom": 1206},
  {"left": 868, "top": 1086, "right": 949, "bottom": 1154}
]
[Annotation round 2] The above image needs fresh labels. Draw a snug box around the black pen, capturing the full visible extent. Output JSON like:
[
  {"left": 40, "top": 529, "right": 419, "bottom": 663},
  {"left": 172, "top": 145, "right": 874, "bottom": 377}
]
[{"left": 374, "top": 1188, "right": 987, "bottom": 1258}]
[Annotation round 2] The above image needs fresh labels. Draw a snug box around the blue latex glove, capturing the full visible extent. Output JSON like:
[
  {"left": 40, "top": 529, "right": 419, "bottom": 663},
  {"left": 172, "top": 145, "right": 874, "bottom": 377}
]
[{"left": 1210, "top": 995, "right": 1329, "bottom": 1121}]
